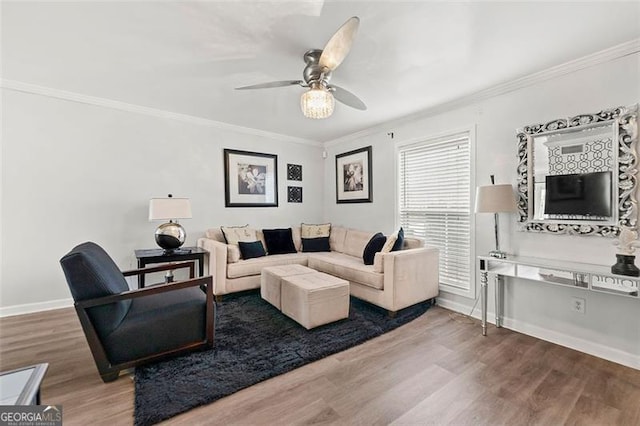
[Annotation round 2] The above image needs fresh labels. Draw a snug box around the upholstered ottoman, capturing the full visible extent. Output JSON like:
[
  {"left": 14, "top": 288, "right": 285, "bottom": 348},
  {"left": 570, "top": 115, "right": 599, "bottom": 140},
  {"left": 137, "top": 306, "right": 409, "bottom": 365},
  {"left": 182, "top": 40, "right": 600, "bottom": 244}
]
[
  {"left": 281, "top": 272, "right": 350, "bottom": 329},
  {"left": 261, "top": 264, "right": 316, "bottom": 309}
]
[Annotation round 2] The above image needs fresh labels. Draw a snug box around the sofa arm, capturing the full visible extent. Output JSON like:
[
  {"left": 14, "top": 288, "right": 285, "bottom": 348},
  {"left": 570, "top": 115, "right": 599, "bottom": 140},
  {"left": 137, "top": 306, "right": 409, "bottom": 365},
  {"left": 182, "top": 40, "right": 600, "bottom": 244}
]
[
  {"left": 382, "top": 247, "right": 439, "bottom": 311},
  {"left": 197, "top": 238, "right": 229, "bottom": 295}
]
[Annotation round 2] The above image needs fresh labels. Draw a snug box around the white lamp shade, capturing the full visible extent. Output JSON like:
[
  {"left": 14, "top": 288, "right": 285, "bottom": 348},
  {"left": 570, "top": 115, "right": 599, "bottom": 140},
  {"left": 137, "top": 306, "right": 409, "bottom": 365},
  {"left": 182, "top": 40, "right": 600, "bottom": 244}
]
[
  {"left": 475, "top": 184, "right": 518, "bottom": 213},
  {"left": 149, "top": 197, "right": 192, "bottom": 221}
]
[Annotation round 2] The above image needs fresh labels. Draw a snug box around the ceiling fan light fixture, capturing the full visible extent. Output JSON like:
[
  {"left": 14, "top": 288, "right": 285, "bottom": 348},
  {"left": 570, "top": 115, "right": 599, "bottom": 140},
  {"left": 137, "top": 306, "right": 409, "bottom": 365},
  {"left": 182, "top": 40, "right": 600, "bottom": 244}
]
[{"left": 300, "top": 85, "right": 335, "bottom": 119}]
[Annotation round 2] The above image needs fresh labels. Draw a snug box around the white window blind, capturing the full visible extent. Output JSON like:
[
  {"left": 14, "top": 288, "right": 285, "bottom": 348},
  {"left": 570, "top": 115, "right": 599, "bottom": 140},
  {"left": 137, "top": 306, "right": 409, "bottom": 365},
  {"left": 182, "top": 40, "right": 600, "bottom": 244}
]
[{"left": 398, "top": 132, "right": 471, "bottom": 291}]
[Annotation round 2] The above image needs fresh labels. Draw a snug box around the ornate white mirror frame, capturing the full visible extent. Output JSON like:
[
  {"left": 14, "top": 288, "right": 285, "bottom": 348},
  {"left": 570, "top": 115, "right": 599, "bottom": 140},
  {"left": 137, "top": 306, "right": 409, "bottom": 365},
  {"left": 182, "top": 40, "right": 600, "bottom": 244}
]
[{"left": 516, "top": 104, "right": 638, "bottom": 236}]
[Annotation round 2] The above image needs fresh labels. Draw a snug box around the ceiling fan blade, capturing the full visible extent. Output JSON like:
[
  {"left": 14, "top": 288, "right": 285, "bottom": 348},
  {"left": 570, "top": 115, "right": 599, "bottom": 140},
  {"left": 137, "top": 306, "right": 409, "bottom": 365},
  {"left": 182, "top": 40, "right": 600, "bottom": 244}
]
[
  {"left": 319, "top": 16, "right": 360, "bottom": 71},
  {"left": 330, "top": 85, "right": 367, "bottom": 110},
  {"left": 235, "top": 80, "right": 304, "bottom": 90}
]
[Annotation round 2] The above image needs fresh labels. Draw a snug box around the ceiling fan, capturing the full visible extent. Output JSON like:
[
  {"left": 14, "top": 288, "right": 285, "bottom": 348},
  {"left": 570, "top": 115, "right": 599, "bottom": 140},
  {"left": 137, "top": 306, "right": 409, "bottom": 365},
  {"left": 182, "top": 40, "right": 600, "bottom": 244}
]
[{"left": 235, "top": 16, "right": 366, "bottom": 119}]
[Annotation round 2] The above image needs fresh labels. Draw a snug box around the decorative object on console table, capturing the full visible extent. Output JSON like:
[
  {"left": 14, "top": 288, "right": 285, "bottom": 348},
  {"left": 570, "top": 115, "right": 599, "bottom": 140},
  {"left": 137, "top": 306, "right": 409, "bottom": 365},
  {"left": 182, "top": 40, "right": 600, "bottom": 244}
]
[
  {"left": 288, "top": 186, "right": 302, "bottom": 203},
  {"left": 611, "top": 227, "right": 640, "bottom": 276},
  {"left": 336, "top": 145, "right": 372, "bottom": 203},
  {"left": 224, "top": 149, "right": 278, "bottom": 207},
  {"left": 149, "top": 194, "right": 192, "bottom": 253},
  {"left": 475, "top": 175, "right": 518, "bottom": 259},
  {"left": 287, "top": 164, "right": 302, "bottom": 181}
]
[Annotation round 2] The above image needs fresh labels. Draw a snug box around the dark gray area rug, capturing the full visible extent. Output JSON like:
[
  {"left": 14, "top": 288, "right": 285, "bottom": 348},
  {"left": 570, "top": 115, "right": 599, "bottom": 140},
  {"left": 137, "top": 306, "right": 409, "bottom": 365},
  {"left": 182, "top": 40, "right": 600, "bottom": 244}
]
[{"left": 134, "top": 291, "right": 431, "bottom": 425}]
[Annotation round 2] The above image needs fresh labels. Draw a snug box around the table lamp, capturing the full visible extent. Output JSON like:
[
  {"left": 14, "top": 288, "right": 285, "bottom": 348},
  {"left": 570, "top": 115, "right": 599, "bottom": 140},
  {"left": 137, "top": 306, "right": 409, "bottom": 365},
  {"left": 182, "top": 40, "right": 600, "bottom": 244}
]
[
  {"left": 148, "top": 194, "right": 192, "bottom": 253},
  {"left": 475, "top": 176, "right": 518, "bottom": 259}
]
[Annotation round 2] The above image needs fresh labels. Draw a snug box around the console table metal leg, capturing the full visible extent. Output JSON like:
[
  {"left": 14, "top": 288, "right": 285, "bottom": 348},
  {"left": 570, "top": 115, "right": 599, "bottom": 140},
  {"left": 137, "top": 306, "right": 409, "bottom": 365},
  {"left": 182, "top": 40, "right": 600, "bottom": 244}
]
[
  {"left": 495, "top": 275, "right": 503, "bottom": 328},
  {"left": 480, "top": 271, "right": 488, "bottom": 336}
]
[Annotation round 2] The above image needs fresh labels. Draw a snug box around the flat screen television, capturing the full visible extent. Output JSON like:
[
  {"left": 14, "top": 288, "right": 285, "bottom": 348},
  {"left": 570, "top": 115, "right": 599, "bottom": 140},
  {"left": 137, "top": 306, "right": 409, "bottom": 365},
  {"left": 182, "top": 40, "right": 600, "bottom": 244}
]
[{"left": 544, "top": 171, "right": 612, "bottom": 217}]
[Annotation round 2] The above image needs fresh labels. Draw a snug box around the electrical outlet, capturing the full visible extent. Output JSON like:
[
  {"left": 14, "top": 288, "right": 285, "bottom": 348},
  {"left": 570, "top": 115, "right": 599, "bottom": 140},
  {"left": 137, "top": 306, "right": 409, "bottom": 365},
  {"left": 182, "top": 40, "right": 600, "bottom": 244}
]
[{"left": 571, "top": 297, "right": 586, "bottom": 314}]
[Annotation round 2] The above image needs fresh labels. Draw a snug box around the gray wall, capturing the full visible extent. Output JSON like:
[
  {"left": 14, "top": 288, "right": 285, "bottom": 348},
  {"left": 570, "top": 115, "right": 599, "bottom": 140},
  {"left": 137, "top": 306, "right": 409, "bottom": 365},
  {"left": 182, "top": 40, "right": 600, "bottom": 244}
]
[
  {"left": 323, "top": 53, "right": 640, "bottom": 368},
  {"left": 0, "top": 90, "right": 324, "bottom": 310}
]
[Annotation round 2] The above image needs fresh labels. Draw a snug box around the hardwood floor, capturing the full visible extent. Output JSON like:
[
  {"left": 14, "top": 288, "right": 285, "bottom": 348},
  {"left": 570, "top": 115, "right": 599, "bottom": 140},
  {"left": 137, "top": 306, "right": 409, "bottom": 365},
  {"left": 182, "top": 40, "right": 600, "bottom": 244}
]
[{"left": 1, "top": 305, "right": 639, "bottom": 425}]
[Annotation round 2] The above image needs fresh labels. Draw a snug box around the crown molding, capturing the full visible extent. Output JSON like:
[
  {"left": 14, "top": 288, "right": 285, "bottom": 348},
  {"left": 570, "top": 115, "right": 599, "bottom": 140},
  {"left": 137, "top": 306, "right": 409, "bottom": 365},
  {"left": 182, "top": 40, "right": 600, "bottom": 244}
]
[
  {"left": 3, "top": 38, "right": 637, "bottom": 149},
  {"left": 324, "top": 38, "right": 640, "bottom": 148},
  {"left": 0, "top": 79, "right": 323, "bottom": 147}
]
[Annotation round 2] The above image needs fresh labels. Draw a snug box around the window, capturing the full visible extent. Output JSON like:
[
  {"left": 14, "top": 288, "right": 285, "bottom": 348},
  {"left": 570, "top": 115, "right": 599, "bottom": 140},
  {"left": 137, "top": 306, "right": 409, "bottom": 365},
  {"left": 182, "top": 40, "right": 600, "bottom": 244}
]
[{"left": 397, "top": 131, "right": 473, "bottom": 296}]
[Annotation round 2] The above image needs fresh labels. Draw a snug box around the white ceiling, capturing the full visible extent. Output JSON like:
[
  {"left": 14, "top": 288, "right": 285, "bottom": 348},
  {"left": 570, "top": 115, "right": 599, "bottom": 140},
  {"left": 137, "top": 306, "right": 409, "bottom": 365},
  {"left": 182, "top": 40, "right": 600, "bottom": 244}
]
[{"left": 2, "top": 1, "right": 640, "bottom": 143}]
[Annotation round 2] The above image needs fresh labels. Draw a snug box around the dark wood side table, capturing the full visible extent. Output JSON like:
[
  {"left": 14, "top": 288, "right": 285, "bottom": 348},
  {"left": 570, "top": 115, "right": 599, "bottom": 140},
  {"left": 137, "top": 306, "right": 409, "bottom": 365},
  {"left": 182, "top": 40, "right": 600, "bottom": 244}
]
[
  {"left": 0, "top": 363, "right": 48, "bottom": 405},
  {"left": 134, "top": 247, "right": 208, "bottom": 288}
]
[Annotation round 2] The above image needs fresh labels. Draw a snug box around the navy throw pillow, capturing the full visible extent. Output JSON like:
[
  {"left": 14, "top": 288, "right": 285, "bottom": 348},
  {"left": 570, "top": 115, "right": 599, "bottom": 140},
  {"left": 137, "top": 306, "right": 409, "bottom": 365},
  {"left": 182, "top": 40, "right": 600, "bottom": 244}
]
[
  {"left": 391, "top": 227, "right": 405, "bottom": 251},
  {"left": 262, "top": 228, "right": 297, "bottom": 255},
  {"left": 238, "top": 241, "right": 266, "bottom": 259},
  {"left": 363, "top": 232, "right": 387, "bottom": 265},
  {"left": 302, "top": 237, "right": 331, "bottom": 252}
]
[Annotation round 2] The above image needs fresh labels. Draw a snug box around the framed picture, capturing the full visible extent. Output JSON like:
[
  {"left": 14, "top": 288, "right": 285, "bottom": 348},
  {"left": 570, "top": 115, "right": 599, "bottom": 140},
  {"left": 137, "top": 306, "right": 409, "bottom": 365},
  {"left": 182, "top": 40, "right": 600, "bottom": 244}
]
[
  {"left": 287, "top": 164, "right": 302, "bottom": 181},
  {"left": 224, "top": 149, "right": 278, "bottom": 207},
  {"left": 288, "top": 186, "right": 302, "bottom": 203},
  {"left": 335, "top": 146, "right": 372, "bottom": 203}
]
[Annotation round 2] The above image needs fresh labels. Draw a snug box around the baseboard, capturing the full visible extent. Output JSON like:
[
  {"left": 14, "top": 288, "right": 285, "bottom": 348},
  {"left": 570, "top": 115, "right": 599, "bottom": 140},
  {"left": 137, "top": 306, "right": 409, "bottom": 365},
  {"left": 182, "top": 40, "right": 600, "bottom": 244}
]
[
  {"left": 436, "top": 297, "right": 640, "bottom": 371},
  {"left": 436, "top": 297, "right": 498, "bottom": 325},
  {"left": 0, "top": 298, "right": 73, "bottom": 318}
]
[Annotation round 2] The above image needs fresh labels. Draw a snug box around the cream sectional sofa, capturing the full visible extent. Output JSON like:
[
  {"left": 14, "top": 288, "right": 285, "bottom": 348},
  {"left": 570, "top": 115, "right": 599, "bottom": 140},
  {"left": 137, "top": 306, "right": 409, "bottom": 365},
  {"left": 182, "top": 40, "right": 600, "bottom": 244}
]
[{"left": 197, "top": 226, "right": 439, "bottom": 313}]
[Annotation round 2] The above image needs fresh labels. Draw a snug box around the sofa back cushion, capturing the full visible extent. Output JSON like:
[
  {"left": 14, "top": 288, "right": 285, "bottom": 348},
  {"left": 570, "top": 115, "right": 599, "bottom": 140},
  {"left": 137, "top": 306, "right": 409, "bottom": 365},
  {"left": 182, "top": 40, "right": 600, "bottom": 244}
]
[
  {"left": 255, "top": 230, "right": 269, "bottom": 254},
  {"left": 227, "top": 245, "right": 241, "bottom": 263},
  {"left": 404, "top": 237, "right": 424, "bottom": 249},
  {"left": 205, "top": 228, "right": 225, "bottom": 242},
  {"left": 330, "top": 226, "right": 347, "bottom": 253},
  {"left": 290, "top": 226, "right": 302, "bottom": 252},
  {"left": 343, "top": 229, "right": 376, "bottom": 258}
]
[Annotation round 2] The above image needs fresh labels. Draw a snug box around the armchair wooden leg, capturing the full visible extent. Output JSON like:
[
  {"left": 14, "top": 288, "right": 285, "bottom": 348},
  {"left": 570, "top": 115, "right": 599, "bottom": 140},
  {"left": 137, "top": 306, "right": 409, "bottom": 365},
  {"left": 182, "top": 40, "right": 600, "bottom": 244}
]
[
  {"left": 215, "top": 295, "right": 224, "bottom": 303},
  {"left": 100, "top": 370, "right": 120, "bottom": 383},
  {"left": 387, "top": 310, "right": 397, "bottom": 319}
]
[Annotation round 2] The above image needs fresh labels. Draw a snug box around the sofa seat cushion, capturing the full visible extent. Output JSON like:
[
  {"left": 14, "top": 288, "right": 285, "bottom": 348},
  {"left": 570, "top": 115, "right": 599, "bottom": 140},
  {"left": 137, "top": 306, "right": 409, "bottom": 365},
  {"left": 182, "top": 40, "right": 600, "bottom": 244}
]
[
  {"left": 102, "top": 286, "right": 206, "bottom": 364},
  {"left": 227, "top": 253, "right": 308, "bottom": 279},
  {"left": 307, "top": 252, "right": 383, "bottom": 290}
]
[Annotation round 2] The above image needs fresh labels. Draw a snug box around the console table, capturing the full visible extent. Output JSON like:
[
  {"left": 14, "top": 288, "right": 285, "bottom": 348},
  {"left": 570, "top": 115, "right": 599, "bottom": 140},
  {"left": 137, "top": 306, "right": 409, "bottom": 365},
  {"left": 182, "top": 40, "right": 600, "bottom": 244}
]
[
  {"left": 135, "top": 247, "right": 208, "bottom": 288},
  {"left": 478, "top": 255, "right": 639, "bottom": 336}
]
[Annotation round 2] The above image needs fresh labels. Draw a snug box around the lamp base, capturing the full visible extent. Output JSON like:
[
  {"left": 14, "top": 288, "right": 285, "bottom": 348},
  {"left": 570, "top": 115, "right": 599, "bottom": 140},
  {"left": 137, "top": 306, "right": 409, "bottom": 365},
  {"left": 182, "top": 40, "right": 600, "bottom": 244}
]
[
  {"left": 155, "top": 221, "right": 186, "bottom": 252},
  {"left": 489, "top": 250, "right": 508, "bottom": 259},
  {"left": 611, "top": 254, "right": 640, "bottom": 277}
]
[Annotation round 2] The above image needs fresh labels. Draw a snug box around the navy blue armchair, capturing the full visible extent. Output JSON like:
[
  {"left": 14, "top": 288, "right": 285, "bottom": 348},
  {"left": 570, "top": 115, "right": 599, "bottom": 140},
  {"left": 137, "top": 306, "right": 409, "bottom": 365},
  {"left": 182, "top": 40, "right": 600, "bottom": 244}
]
[{"left": 60, "top": 242, "right": 214, "bottom": 382}]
